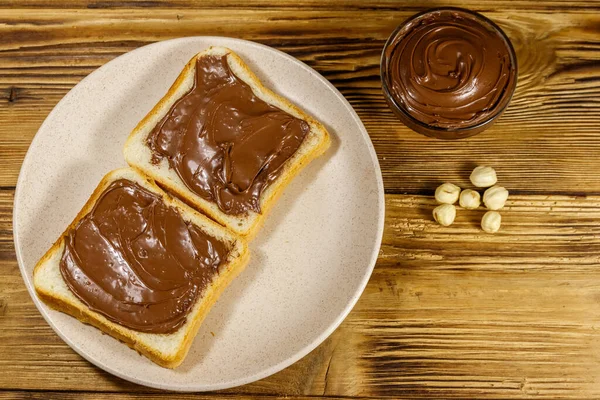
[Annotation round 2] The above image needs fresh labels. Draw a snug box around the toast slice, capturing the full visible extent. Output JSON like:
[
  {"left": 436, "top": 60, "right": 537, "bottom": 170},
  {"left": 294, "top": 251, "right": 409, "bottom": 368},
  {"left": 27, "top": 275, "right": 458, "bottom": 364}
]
[
  {"left": 33, "top": 168, "right": 249, "bottom": 368},
  {"left": 124, "top": 46, "right": 331, "bottom": 238}
]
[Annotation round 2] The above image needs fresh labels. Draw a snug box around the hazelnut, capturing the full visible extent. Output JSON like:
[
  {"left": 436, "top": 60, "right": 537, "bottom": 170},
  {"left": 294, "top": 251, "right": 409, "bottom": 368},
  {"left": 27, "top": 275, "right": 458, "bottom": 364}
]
[
  {"left": 481, "top": 211, "right": 501, "bottom": 233},
  {"left": 433, "top": 204, "right": 456, "bottom": 226},
  {"left": 435, "top": 183, "right": 461, "bottom": 204},
  {"left": 459, "top": 189, "right": 481, "bottom": 209},
  {"left": 470, "top": 166, "right": 498, "bottom": 188},
  {"left": 483, "top": 185, "right": 509, "bottom": 210}
]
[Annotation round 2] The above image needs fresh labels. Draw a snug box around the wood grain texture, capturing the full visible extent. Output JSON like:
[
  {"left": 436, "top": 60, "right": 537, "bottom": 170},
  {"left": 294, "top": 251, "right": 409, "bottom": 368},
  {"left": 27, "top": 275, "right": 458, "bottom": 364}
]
[
  {"left": 2, "top": 1, "right": 600, "bottom": 399},
  {"left": 0, "top": 394, "right": 347, "bottom": 400},
  {"left": 0, "top": 5, "right": 599, "bottom": 193},
  {"left": 3, "top": 190, "right": 600, "bottom": 398},
  {"left": 2, "top": 0, "right": 600, "bottom": 10}
]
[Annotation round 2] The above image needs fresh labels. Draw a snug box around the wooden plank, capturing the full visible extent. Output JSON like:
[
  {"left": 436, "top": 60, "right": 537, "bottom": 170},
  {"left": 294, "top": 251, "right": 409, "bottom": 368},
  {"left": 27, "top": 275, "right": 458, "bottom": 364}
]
[
  {"left": 3, "top": 190, "right": 600, "bottom": 398},
  {"left": 2, "top": 0, "right": 600, "bottom": 10},
  {"left": 0, "top": 394, "right": 350, "bottom": 400},
  {"left": 1, "top": 9, "right": 599, "bottom": 194}
]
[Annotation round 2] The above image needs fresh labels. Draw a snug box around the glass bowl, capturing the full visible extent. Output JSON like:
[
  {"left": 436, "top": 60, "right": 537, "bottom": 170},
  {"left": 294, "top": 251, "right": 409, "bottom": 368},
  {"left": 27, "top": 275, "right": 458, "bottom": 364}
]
[{"left": 381, "top": 7, "right": 518, "bottom": 140}]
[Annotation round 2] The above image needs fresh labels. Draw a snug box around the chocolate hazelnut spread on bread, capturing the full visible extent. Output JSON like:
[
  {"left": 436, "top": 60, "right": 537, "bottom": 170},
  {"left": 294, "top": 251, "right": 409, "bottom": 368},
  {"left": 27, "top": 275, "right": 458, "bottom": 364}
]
[
  {"left": 59, "top": 179, "right": 229, "bottom": 334},
  {"left": 147, "top": 55, "right": 310, "bottom": 215}
]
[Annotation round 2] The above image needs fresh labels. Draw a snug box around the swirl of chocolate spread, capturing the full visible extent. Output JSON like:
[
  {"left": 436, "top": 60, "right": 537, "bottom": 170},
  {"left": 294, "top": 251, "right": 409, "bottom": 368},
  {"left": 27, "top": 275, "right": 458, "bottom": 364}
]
[
  {"left": 60, "top": 179, "right": 229, "bottom": 334},
  {"left": 147, "top": 54, "right": 310, "bottom": 216},
  {"left": 384, "top": 10, "right": 516, "bottom": 129}
]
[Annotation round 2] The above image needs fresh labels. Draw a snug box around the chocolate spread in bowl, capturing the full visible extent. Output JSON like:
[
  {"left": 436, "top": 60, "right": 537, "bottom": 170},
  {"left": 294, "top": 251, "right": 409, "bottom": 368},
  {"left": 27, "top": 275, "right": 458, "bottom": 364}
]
[{"left": 383, "top": 9, "right": 517, "bottom": 133}]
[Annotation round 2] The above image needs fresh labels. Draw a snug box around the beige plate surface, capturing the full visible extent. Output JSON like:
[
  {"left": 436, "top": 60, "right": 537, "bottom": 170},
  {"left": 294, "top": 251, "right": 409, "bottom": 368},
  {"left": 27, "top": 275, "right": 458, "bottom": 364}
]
[{"left": 13, "top": 37, "right": 384, "bottom": 391}]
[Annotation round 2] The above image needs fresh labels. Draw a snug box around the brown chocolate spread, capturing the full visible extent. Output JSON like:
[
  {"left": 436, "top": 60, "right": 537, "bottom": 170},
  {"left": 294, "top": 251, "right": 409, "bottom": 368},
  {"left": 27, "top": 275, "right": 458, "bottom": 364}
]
[
  {"left": 147, "top": 54, "right": 310, "bottom": 215},
  {"left": 59, "top": 179, "right": 229, "bottom": 334},
  {"left": 384, "top": 10, "right": 516, "bottom": 129}
]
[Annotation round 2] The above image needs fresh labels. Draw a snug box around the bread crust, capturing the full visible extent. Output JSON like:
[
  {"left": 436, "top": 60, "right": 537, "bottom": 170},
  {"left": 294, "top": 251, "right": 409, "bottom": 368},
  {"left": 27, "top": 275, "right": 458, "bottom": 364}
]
[
  {"left": 124, "top": 46, "right": 331, "bottom": 239},
  {"left": 33, "top": 168, "right": 249, "bottom": 368}
]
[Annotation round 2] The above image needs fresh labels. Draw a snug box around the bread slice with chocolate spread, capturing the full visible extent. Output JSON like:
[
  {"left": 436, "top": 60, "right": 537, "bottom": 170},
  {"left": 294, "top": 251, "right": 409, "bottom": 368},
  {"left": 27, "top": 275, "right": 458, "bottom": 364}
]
[
  {"left": 124, "top": 46, "right": 331, "bottom": 238},
  {"left": 33, "top": 168, "right": 249, "bottom": 368}
]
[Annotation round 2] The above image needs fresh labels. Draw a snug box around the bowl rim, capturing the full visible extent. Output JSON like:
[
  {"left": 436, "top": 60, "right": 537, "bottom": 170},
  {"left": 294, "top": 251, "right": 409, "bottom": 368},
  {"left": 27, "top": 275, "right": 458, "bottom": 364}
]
[{"left": 380, "top": 6, "right": 519, "bottom": 135}]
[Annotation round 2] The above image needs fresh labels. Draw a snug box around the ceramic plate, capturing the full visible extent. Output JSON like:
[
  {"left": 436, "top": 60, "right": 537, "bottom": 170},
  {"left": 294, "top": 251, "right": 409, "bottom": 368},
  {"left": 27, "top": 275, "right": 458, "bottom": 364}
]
[{"left": 13, "top": 37, "right": 384, "bottom": 391}]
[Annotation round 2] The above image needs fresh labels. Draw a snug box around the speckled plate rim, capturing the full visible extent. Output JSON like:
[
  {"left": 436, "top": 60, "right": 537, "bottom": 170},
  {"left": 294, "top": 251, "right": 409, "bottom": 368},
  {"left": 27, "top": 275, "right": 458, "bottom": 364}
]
[{"left": 13, "top": 37, "right": 385, "bottom": 391}]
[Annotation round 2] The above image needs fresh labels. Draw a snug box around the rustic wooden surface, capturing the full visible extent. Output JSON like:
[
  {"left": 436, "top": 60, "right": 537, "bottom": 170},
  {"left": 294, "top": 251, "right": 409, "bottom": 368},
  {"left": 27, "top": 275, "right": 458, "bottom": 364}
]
[{"left": 1, "top": 0, "right": 600, "bottom": 399}]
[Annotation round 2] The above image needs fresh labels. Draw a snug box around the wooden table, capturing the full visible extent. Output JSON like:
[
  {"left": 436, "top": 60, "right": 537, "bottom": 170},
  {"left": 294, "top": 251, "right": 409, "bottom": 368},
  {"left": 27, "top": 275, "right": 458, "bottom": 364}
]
[{"left": 1, "top": 1, "right": 600, "bottom": 398}]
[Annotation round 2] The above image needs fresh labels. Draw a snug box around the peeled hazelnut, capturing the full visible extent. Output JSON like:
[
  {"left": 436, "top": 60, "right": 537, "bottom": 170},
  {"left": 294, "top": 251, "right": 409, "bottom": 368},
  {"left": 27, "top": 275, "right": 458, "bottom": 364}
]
[
  {"left": 483, "top": 185, "right": 509, "bottom": 210},
  {"left": 470, "top": 166, "right": 498, "bottom": 188},
  {"left": 481, "top": 211, "right": 501, "bottom": 233},
  {"left": 433, "top": 204, "right": 456, "bottom": 226},
  {"left": 459, "top": 189, "right": 481, "bottom": 209},
  {"left": 435, "top": 183, "right": 461, "bottom": 204}
]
